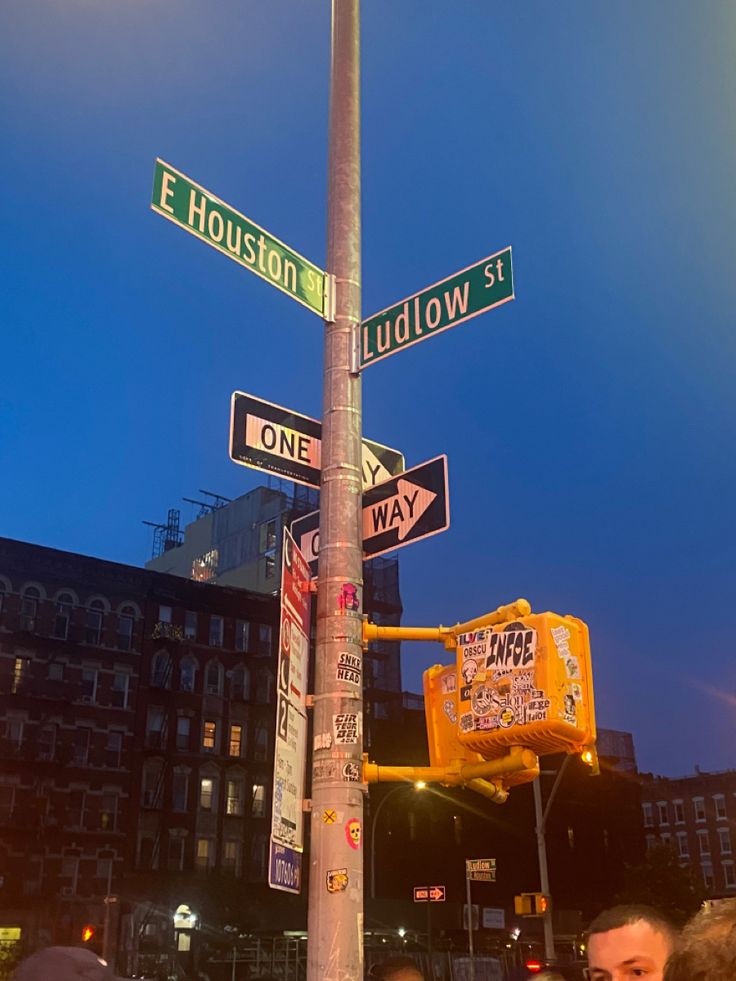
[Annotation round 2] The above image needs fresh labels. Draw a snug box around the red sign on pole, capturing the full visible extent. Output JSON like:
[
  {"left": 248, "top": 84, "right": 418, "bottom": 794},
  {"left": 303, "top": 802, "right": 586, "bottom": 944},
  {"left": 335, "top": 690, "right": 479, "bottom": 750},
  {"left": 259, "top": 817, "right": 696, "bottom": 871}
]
[{"left": 414, "top": 885, "right": 445, "bottom": 903}]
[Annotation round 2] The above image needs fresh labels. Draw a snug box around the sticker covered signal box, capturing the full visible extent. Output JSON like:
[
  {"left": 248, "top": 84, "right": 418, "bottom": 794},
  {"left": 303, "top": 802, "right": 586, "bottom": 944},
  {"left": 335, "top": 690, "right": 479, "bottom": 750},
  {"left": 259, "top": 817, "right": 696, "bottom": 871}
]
[{"left": 456, "top": 612, "right": 595, "bottom": 758}]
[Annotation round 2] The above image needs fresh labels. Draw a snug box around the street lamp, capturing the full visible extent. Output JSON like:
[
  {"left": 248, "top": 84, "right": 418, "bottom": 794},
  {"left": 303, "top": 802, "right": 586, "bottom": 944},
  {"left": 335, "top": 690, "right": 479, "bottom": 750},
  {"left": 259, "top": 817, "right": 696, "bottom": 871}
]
[{"left": 369, "top": 782, "right": 426, "bottom": 899}]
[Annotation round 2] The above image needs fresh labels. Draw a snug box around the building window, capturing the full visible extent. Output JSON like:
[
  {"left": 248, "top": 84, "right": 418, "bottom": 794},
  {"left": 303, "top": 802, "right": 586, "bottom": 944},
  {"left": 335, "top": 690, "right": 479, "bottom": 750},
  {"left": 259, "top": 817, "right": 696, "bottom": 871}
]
[
  {"left": 693, "top": 797, "right": 706, "bottom": 822},
  {"left": 673, "top": 800, "right": 684, "bottom": 824},
  {"left": 53, "top": 593, "right": 74, "bottom": 640},
  {"left": 714, "top": 795, "right": 727, "bottom": 820},
  {"left": 202, "top": 720, "right": 217, "bottom": 752},
  {"left": 229, "top": 724, "right": 243, "bottom": 758},
  {"left": 200, "top": 778, "right": 215, "bottom": 811},
  {"left": 209, "top": 616, "right": 224, "bottom": 648},
  {"left": 702, "top": 864, "right": 715, "bottom": 890},
  {"left": 111, "top": 673, "right": 129, "bottom": 708},
  {"left": 72, "top": 728, "right": 91, "bottom": 766},
  {"left": 159, "top": 605, "right": 172, "bottom": 624},
  {"left": 0, "top": 786, "right": 15, "bottom": 822},
  {"left": 656, "top": 801, "right": 668, "bottom": 826},
  {"left": 567, "top": 826, "right": 575, "bottom": 850},
  {"left": 85, "top": 600, "right": 105, "bottom": 645},
  {"left": 66, "top": 790, "right": 85, "bottom": 828},
  {"left": 231, "top": 666, "right": 250, "bottom": 701},
  {"left": 254, "top": 673, "right": 273, "bottom": 705},
  {"left": 138, "top": 835, "right": 157, "bottom": 869},
  {"left": 80, "top": 668, "right": 97, "bottom": 702},
  {"left": 235, "top": 620, "right": 249, "bottom": 652},
  {"left": 253, "top": 724, "right": 268, "bottom": 761},
  {"left": 257, "top": 623, "right": 273, "bottom": 655},
  {"left": 60, "top": 856, "right": 80, "bottom": 893},
  {"left": 222, "top": 839, "right": 241, "bottom": 875},
  {"left": 105, "top": 730, "right": 123, "bottom": 768},
  {"left": 196, "top": 838, "right": 213, "bottom": 871},
  {"left": 226, "top": 779, "right": 244, "bottom": 816},
  {"left": 718, "top": 828, "right": 732, "bottom": 855},
  {"left": 38, "top": 724, "right": 56, "bottom": 760},
  {"left": 264, "top": 554, "right": 276, "bottom": 579},
  {"left": 642, "top": 802, "right": 654, "bottom": 828},
  {"left": 184, "top": 611, "right": 198, "bottom": 640},
  {"left": 117, "top": 606, "right": 136, "bottom": 650},
  {"left": 676, "top": 831, "right": 689, "bottom": 858},
  {"left": 250, "top": 832, "right": 267, "bottom": 878},
  {"left": 180, "top": 657, "right": 197, "bottom": 692},
  {"left": 168, "top": 836, "right": 185, "bottom": 872},
  {"left": 698, "top": 830, "right": 710, "bottom": 856},
  {"left": 172, "top": 772, "right": 189, "bottom": 812},
  {"left": 146, "top": 707, "right": 165, "bottom": 748},
  {"left": 724, "top": 862, "right": 736, "bottom": 889},
  {"left": 3, "top": 718, "right": 24, "bottom": 750},
  {"left": 176, "top": 716, "right": 190, "bottom": 751},
  {"left": 260, "top": 519, "right": 277, "bottom": 552},
  {"left": 645, "top": 834, "right": 657, "bottom": 853},
  {"left": 48, "top": 661, "right": 64, "bottom": 681},
  {"left": 205, "top": 662, "right": 223, "bottom": 695},
  {"left": 96, "top": 858, "right": 113, "bottom": 883},
  {"left": 660, "top": 833, "right": 671, "bottom": 849},
  {"left": 12, "top": 657, "right": 31, "bottom": 694},
  {"left": 251, "top": 783, "right": 266, "bottom": 818},
  {"left": 151, "top": 652, "right": 171, "bottom": 688},
  {"left": 20, "top": 587, "right": 40, "bottom": 631},
  {"left": 100, "top": 793, "right": 118, "bottom": 830},
  {"left": 142, "top": 765, "right": 160, "bottom": 808}
]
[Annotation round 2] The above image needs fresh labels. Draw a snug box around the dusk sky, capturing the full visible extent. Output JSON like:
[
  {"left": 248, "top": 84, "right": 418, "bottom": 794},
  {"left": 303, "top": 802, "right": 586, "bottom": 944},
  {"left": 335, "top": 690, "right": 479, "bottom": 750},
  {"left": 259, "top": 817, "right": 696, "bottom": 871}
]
[{"left": 1, "top": 2, "right": 734, "bottom": 778}]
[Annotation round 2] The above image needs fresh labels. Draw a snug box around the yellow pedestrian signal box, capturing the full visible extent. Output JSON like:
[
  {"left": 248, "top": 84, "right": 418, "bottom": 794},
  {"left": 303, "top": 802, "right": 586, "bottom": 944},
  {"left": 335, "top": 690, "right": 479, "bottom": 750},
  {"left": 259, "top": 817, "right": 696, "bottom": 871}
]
[
  {"left": 514, "top": 893, "right": 549, "bottom": 917},
  {"left": 424, "top": 612, "right": 595, "bottom": 764}
]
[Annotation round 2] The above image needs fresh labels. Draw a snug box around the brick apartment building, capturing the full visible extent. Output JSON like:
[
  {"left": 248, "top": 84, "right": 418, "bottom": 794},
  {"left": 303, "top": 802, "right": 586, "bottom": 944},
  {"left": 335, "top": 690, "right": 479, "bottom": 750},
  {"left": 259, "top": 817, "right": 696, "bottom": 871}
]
[{"left": 640, "top": 768, "right": 736, "bottom": 897}]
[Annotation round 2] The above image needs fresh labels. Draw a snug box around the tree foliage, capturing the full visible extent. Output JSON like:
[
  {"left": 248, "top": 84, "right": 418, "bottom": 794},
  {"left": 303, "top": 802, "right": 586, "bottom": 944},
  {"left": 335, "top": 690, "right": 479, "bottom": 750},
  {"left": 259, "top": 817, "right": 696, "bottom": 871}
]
[{"left": 614, "top": 843, "right": 704, "bottom": 926}]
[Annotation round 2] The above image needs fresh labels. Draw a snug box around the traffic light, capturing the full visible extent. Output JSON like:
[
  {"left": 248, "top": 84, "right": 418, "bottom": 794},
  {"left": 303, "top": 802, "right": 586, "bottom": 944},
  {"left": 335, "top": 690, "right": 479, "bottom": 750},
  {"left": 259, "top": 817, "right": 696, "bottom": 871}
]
[
  {"left": 81, "top": 924, "right": 95, "bottom": 944},
  {"left": 81, "top": 922, "right": 103, "bottom": 954},
  {"left": 514, "top": 892, "right": 550, "bottom": 917}
]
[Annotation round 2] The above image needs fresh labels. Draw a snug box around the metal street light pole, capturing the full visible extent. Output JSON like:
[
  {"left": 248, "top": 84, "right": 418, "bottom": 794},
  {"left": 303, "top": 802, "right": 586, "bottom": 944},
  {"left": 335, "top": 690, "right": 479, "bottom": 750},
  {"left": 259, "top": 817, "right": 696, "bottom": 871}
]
[
  {"left": 369, "top": 783, "right": 425, "bottom": 900},
  {"left": 306, "top": 2, "right": 363, "bottom": 979},
  {"left": 533, "top": 755, "right": 572, "bottom": 964}
]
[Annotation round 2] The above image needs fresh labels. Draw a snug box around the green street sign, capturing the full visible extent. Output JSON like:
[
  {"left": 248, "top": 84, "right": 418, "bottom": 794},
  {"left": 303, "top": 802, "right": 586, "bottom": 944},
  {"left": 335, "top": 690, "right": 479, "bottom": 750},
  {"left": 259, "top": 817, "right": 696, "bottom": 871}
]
[
  {"left": 151, "top": 159, "right": 330, "bottom": 318},
  {"left": 360, "top": 247, "right": 514, "bottom": 368}
]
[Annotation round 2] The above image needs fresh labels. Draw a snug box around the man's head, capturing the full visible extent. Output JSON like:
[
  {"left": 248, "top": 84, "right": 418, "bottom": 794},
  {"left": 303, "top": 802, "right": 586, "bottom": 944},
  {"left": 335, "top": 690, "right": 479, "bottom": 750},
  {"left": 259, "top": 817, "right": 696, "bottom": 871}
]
[
  {"left": 585, "top": 905, "right": 677, "bottom": 981},
  {"left": 664, "top": 899, "right": 736, "bottom": 981},
  {"left": 11, "top": 946, "right": 117, "bottom": 981},
  {"left": 370, "top": 956, "right": 424, "bottom": 981}
]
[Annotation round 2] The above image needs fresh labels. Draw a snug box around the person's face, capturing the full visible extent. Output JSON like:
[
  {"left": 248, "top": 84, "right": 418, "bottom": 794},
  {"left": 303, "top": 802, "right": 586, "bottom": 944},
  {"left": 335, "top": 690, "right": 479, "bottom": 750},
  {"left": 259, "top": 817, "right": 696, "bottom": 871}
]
[{"left": 586, "top": 921, "right": 672, "bottom": 981}]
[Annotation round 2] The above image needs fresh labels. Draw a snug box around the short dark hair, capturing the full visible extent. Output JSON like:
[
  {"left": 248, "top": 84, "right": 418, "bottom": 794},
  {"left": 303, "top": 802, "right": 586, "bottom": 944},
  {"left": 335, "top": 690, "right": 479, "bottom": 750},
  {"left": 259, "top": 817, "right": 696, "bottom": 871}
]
[
  {"left": 369, "top": 957, "right": 423, "bottom": 980},
  {"left": 586, "top": 904, "right": 677, "bottom": 946},
  {"left": 664, "top": 900, "right": 736, "bottom": 981}
]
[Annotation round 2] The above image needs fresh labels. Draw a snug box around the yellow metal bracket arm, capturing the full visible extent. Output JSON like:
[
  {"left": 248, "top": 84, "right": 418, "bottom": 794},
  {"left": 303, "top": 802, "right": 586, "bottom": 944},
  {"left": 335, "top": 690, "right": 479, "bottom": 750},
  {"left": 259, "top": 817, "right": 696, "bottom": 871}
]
[{"left": 362, "top": 598, "right": 531, "bottom": 650}]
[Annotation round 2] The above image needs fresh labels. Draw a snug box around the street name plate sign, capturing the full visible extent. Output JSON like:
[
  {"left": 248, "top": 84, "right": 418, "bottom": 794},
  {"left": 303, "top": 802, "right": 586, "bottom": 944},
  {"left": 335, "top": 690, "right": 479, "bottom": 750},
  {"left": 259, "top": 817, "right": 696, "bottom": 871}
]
[
  {"left": 291, "top": 455, "right": 449, "bottom": 576},
  {"left": 230, "top": 391, "right": 404, "bottom": 491},
  {"left": 152, "top": 159, "right": 330, "bottom": 317},
  {"left": 269, "top": 528, "right": 311, "bottom": 894},
  {"left": 360, "top": 247, "right": 513, "bottom": 368},
  {"left": 466, "top": 858, "right": 497, "bottom": 881},
  {"left": 414, "top": 885, "right": 446, "bottom": 902}
]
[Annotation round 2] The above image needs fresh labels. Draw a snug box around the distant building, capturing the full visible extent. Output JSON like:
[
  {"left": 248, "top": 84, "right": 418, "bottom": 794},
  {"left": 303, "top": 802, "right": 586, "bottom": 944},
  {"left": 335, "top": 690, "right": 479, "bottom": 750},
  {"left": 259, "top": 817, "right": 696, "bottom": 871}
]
[
  {"left": 640, "top": 768, "right": 736, "bottom": 897},
  {"left": 145, "top": 485, "right": 405, "bottom": 727}
]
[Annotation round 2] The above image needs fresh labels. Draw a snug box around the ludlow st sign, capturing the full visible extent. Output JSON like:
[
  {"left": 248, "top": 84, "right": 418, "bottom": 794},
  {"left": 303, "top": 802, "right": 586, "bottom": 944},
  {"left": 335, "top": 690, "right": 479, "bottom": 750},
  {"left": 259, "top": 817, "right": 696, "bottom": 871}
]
[
  {"left": 229, "top": 391, "right": 404, "bottom": 491},
  {"left": 361, "top": 247, "right": 514, "bottom": 368},
  {"left": 151, "top": 159, "right": 331, "bottom": 318}
]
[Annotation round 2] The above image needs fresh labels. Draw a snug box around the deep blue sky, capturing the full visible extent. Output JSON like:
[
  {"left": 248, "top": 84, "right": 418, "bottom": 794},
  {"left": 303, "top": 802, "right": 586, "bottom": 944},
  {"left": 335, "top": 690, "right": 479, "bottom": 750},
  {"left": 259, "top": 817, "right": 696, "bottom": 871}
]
[{"left": 1, "top": 2, "right": 734, "bottom": 777}]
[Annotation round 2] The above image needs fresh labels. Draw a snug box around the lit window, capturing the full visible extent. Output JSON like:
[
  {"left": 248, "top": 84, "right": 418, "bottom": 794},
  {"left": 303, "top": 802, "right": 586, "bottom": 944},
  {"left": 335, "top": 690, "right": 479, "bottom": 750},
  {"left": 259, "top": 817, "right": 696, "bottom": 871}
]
[
  {"left": 203, "top": 720, "right": 217, "bottom": 752},
  {"left": 12, "top": 657, "right": 31, "bottom": 694},
  {"left": 226, "top": 779, "right": 244, "bottom": 816},
  {"left": 229, "top": 725, "right": 243, "bottom": 758},
  {"left": 200, "top": 778, "right": 215, "bottom": 811},
  {"left": 196, "top": 837, "right": 213, "bottom": 870},
  {"left": 251, "top": 784, "right": 266, "bottom": 818},
  {"left": 209, "top": 617, "right": 224, "bottom": 648}
]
